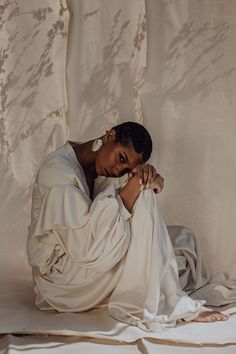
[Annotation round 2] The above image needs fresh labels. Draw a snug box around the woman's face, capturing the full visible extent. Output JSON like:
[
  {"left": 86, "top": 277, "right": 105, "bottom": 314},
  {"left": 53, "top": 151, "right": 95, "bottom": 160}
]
[{"left": 95, "top": 130, "right": 143, "bottom": 178}]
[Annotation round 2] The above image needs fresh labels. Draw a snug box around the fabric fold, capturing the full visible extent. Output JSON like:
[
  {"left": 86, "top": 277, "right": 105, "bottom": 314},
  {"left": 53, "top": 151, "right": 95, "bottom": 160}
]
[
  {"left": 167, "top": 225, "right": 210, "bottom": 293},
  {"left": 108, "top": 190, "right": 204, "bottom": 331}
]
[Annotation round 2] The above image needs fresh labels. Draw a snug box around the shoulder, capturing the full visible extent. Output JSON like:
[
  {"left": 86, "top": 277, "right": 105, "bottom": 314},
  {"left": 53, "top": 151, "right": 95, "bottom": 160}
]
[{"left": 36, "top": 144, "right": 77, "bottom": 192}]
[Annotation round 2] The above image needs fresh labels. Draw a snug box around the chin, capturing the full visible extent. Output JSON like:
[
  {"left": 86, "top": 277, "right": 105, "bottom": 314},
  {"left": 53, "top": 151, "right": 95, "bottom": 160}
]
[{"left": 97, "top": 168, "right": 105, "bottom": 177}]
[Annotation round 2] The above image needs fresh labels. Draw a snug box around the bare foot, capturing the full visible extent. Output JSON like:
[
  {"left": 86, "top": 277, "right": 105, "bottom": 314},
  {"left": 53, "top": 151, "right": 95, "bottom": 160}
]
[{"left": 192, "top": 306, "right": 230, "bottom": 323}]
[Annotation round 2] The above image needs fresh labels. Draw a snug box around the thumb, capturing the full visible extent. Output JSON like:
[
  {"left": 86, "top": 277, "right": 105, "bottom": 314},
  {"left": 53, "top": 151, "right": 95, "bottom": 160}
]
[
  {"left": 128, "top": 168, "right": 138, "bottom": 178},
  {"left": 130, "top": 166, "right": 138, "bottom": 174}
]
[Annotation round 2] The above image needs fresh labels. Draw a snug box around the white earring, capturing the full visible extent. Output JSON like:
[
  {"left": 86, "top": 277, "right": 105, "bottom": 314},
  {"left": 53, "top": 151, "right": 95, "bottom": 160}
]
[{"left": 92, "top": 138, "right": 103, "bottom": 152}]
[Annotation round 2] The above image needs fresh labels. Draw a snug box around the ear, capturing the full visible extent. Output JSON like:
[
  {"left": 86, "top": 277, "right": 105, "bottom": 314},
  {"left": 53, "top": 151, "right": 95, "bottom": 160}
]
[{"left": 103, "top": 129, "right": 116, "bottom": 142}]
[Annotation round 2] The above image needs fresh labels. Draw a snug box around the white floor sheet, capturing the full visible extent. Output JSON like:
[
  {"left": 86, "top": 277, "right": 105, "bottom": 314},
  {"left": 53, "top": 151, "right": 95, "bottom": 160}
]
[
  {"left": 0, "top": 277, "right": 236, "bottom": 353},
  {"left": 1, "top": 335, "right": 236, "bottom": 354}
]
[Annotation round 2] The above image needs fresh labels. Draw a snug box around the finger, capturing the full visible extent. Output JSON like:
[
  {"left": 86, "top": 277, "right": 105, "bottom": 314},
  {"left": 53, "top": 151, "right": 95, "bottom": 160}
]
[
  {"left": 161, "top": 180, "right": 164, "bottom": 190},
  {"left": 153, "top": 186, "right": 161, "bottom": 194},
  {"left": 130, "top": 165, "right": 142, "bottom": 176},
  {"left": 150, "top": 173, "right": 156, "bottom": 183},
  {"left": 155, "top": 173, "right": 164, "bottom": 182},
  {"left": 147, "top": 166, "right": 156, "bottom": 187},
  {"left": 138, "top": 169, "right": 144, "bottom": 185},
  {"left": 159, "top": 176, "right": 165, "bottom": 188},
  {"left": 151, "top": 165, "right": 157, "bottom": 177},
  {"left": 130, "top": 170, "right": 138, "bottom": 178},
  {"left": 131, "top": 166, "right": 138, "bottom": 174},
  {"left": 140, "top": 184, "right": 145, "bottom": 192},
  {"left": 152, "top": 177, "right": 164, "bottom": 191},
  {"left": 152, "top": 175, "right": 164, "bottom": 189},
  {"left": 142, "top": 165, "right": 148, "bottom": 185},
  {"left": 143, "top": 168, "right": 149, "bottom": 185},
  {"left": 156, "top": 177, "right": 164, "bottom": 189},
  {"left": 137, "top": 165, "right": 145, "bottom": 185},
  {"left": 145, "top": 164, "right": 155, "bottom": 186}
]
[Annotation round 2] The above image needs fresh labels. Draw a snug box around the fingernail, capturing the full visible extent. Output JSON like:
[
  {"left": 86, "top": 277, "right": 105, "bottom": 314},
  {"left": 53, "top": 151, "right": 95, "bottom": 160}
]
[
  {"left": 146, "top": 183, "right": 149, "bottom": 188},
  {"left": 139, "top": 179, "right": 142, "bottom": 185}
]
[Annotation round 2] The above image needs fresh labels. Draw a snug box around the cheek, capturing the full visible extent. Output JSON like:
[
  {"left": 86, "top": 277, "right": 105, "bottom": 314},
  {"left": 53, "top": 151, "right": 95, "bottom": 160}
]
[
  {"left": 96, "top": 148, "right": 109, "bottom": 169},
  {"left": 108, "top": 152, "right": 117, "bottom": 168},
  {"left": 103, "top": 147, "right": 116, "bottom": 166},
  {"left": 97, "top": 145, "right": 117, "bottom": 170}
]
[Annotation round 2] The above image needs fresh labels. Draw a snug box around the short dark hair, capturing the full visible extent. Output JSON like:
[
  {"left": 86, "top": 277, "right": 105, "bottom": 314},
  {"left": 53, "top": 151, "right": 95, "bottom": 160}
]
[{"left": 111, "top": 121, "right": 152, "bottom": 162}]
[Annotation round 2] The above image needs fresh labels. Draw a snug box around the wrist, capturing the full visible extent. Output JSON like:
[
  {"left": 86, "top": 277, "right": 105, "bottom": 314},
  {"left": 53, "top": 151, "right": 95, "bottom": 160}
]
[
  {"left": 127, "top": 174, "right": 140, "bottom": 188},
  {"left": 118, "top": 174, "right": 141, "bottom": 213}
]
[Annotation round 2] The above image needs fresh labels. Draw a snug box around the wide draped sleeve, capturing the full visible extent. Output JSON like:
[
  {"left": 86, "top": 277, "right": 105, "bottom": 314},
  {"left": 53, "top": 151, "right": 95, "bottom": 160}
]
[
  {"left": 29, "top": 157, "right": 92, "bottom": 236},
  {"left": 29, "top": 184, "right": 91, "bottom": 236},
  {"left": 28, "top": 160, "right": 132, "bottom": 273}
]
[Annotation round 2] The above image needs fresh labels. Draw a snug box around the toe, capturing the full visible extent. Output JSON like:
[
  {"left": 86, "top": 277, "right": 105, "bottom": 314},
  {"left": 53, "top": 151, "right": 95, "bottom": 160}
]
[
  {"left": 206, "top": 315, "right": 214, "bottom": 322},
  {"left": 209, "top": 315, "right": 218, "bottom": 322}
]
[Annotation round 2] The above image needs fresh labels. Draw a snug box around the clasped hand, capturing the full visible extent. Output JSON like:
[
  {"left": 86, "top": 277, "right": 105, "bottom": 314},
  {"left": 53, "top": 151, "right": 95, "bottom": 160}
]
[{"left": 128, "top": 163, "right": 164, "bottom": 194}]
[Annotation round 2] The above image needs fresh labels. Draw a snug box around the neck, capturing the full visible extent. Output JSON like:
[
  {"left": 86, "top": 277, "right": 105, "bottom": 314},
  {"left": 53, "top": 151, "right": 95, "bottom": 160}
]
[{"left": 73, "top": 140, "right": 98, "bottom": 178}]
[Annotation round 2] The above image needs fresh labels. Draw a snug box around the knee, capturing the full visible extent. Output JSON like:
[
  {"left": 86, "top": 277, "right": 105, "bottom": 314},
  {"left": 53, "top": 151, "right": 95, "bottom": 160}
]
[{"left": 132, "top": 188, "right": 158, "bottom": 216}]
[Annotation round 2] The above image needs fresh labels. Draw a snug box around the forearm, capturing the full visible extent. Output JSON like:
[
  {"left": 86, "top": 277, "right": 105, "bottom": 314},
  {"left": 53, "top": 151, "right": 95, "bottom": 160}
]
[{"left": 118, "top": 176, "right": 141, "bottom": 213}]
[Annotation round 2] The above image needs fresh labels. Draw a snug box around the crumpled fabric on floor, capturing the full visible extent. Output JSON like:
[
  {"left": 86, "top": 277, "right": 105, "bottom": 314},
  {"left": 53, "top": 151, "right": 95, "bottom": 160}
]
[{"left": 168, "top": 226, "right": 236, "bottom": 306}]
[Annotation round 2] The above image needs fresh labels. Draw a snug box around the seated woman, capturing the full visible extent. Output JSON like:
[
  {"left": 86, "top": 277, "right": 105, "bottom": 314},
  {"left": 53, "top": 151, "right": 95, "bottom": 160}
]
[{"left": 27, "top": 121, "right": 229, "bottom": 331}]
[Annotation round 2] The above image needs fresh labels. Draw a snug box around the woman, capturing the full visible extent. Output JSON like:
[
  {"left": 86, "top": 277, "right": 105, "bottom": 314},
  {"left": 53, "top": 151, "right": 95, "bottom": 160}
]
[{"left": 27, "top": 121, "right": 228, "bottom": 331}]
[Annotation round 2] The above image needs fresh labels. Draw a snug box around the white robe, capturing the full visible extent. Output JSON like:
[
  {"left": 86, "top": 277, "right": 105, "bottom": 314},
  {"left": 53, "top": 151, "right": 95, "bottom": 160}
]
[{"left": 27, "top": 141, "right": 204, "bottom": 332}]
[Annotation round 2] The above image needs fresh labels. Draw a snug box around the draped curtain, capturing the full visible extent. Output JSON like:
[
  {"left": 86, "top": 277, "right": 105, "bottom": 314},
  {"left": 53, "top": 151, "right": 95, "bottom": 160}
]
[{"left": 0, "top": 0, "right": 236, "bottom": 284}]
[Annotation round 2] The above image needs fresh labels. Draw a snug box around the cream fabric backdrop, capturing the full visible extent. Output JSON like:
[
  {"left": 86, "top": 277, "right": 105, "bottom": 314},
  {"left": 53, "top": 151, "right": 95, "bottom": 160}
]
[
  {"left": 0, "top": 0, "right": 236, "bottom": 324},
  {"left": 0, "top": 0, "right": 69, "bottom": 284},
  {"left": 1, "top": 0, "right": 236, "bottom": 352},
  {"left": 142, "top": 0, "right": 236, "bottom": 278},
  {"left": 66, "top": 0, "right": 146, "bottom": 140}
]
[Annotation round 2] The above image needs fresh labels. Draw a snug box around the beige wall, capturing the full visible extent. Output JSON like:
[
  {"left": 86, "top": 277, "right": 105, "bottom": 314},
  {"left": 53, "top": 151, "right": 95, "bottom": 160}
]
[
  {"left": 142, "top": 0, "right": 236, "bottom": 277},
  {"left": 0, "top": 0, "right": 235, "bottom": 280}
]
